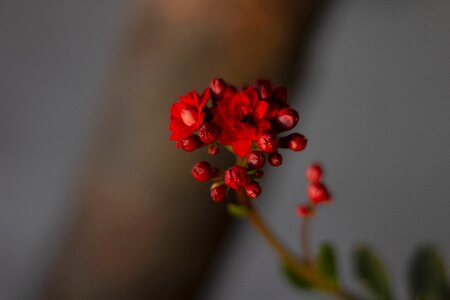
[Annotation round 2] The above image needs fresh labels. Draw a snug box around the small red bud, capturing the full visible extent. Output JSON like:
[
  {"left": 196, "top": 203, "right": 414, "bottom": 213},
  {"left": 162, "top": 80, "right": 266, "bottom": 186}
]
[
  {"left": 256, "top": 131, "right": 279, "bottom": 153},
  {"left": 210, "top": 183, "right": 227, "bottom": 202},
  {"left": 306, "top": 163, "right": 322, "bottom": 183},
  {"left": 245, "top": 181, "right": 262, "bottom": 199},
  {"left": 246, "top": 150, "right": 266, "bottom": 169},
  {"left": 252, "top": 79, "right": 272, "bottom": 99},
  {"left": 210, "top": 78, "right": 227, "bottom": 99},
  {"left": 265, "top": 102, "right": 279, "bottom": 120},
  {"left": 191, "top": 161, "right": 217, "bottom": 182},
  {"left": 224, "top": 165, "right": 249, "bottom": 190},
  {"left": 178, "top": 135, "right": 203, "bottom": 152},
  {"left": 272, "top": 86, "right": 287, "bottom": 104},
  {"left": 254, "top": 169, "right": 264, "bottom": 178},
  {"left": 280, "top": 133, "right": 307, "bottom": 152},
  {"left": 208, "top": 144, "right": 220, "bottom": 155},
  {"left": 296, "top": 204, "right": 314, "bottom": 217},
  {"left": 275, "top": 107, "right": 299, "bottom": 131},
  {"left": 308, "top": 182, "right": 331, "bottom": 204},
  {"left": 268, "top": 151, "right": 283, "bottom": 166},
  {"left": 199, "top": 121, "right": 221, "bottom": 144}
]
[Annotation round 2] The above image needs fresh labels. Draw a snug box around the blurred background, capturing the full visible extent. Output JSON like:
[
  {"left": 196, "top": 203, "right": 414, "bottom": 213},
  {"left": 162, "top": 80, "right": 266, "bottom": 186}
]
[{"left": 1, "top": 1, "right": 449, "bottom": 299}]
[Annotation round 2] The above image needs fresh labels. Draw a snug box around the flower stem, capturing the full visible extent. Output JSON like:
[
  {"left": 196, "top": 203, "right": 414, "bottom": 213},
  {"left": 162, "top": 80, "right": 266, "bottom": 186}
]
[
  {"left": 300, "top": 217, "right": 313, "bottom": 265},
  {"left": 234, "top": 158, "right": 362, "bottom": 300}
]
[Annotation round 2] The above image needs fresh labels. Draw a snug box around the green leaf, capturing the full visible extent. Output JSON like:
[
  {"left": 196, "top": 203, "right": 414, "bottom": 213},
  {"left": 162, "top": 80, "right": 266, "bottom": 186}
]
[
  {"left": 317, "top": 243, "right": 338, "bottom": 286},
  {"left": 409, "top": 246, "right": 450, "bottom": 300},
  {"left": 280, "top": 262, "right": 313, "bottom": 290},
  {"left": 226, "top": 203, "right": 249, "bottom": 218},
  {"left": 354, "top": 245, "right": 393, "bottom": 300}
]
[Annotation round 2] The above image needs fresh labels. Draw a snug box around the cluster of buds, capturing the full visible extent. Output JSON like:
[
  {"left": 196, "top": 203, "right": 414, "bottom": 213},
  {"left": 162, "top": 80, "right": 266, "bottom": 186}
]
[
  {"left": 169, "top": 78, "right": 308, "bottom": 202},
  {"left": 296, "top": 163, "right": 332, "bottom": 217}
]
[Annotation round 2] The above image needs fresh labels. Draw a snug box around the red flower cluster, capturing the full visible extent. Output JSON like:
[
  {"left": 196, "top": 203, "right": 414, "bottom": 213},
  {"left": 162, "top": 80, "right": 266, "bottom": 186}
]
[
  {"left": 169, "top": 78, "right": 308, "bottom": 202},
  {"left": 296, "top": 163, "right": 332, "bottom": 217}
]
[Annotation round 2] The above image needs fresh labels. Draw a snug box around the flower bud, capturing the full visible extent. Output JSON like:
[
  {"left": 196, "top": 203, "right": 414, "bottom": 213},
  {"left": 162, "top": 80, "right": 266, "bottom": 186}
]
[
  {"left": 254, "top": 169, "right": 264, "bottom": 178},
  {"left": 264, "top": 102, "right": 279, "bottom": 120},
  {"left": 210, "top": 183, "right": 227, "bottom": 202},
  {"left": 246, "top": 150, "right": 266, "bottom": 169},
  {"left": 296, "top": 204, "right": 314, "bottom": 217},
  {"left": 308, "top": 182, "right": 331, "bottom": 204},
  {"left": 191, "top": 161, "right": 217, "bottom": 182},
  {"left": 256, "top": 131, "right": 279, "bottom": 153},
  {"left": 224, "top": 165, "right": 249, "bottom": 190},
  {"left": 199, "top": 121, "right": 221, "bottom": 144},
  {"left": 245, "top": 181, "right": 262, "bottom": 199},
  {"left": 252, "top": 79, "right": 272, "bottom": 100},
  {"left": 268, "top": 151, "right": 283, "bottom": 167},
  {"left": 272, "top": 86, "right": 287, "bottom": 104},
  {"left": 210, "top": 78, "right": 227, "bottom": 99},
  {"left": 208, "top": 144, "right": 220, "bottom": 155},
  {"left": 280, "top": 133, "right": 307, "bottom": 152},
  {"left": 306, "top": 163, "right": 322, "bottom": 183},
  {"left": 275, "top": 107, "right": 299, "bottom": 131},
  {"left": 178, "top": 135, "right": 203, "bottom": 152}
]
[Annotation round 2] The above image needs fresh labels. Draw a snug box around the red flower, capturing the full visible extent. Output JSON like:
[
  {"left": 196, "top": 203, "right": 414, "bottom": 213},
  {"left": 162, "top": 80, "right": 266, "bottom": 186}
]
[
  {"left": 169, "top": 88, "right": 210, "bottom": 141},
  {"left": 214, "top": 87, "right": 270, "bottom": 157}
]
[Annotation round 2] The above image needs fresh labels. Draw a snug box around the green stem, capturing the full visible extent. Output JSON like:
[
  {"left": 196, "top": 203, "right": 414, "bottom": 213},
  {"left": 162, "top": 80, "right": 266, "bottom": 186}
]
[{"left": 235, "top": 157, "right": 362, "bottom": 300}]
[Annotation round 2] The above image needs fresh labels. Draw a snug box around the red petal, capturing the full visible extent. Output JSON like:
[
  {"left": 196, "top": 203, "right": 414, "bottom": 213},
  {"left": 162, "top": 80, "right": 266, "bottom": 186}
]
[
  {"left": 253, "top": 100, "right": 268, "bottom": 120},
  {"left": 198, "top": 88, "right": 210, "bottom": 110},
  {"left": 179, "top": 91, "right": 197, "bottom": 107},
  {"left": 232, "top": 139, "right": 253, "bottom": 157}
]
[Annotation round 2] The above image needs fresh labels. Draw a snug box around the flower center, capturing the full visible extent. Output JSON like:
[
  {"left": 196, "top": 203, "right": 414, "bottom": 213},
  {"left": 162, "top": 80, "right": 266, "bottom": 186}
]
[
  {"left": 241, "top": 105, "right": 253, "bottom": 116},
  {"left": 181, "top": 107, "right": 198, "bottom": 126}
]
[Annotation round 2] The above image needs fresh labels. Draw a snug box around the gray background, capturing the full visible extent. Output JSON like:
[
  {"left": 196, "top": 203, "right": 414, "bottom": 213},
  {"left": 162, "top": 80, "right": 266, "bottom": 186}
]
[{"left": 1, "top": 1, "right": 449, "bottom": 299}]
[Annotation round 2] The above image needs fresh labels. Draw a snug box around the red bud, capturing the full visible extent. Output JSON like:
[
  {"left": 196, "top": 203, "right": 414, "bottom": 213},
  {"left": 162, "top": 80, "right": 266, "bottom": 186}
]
[
  {"left": 272, "top": 86, "right": 287, "bottom": 104},
  {"left": 268, "top": 151, "right": 283, "bottom": 166},
  {"left": 191, "top": 161, "right": 217, "bottom": 182},
  {"left": 280, "top": 133, "right": 307, "bottom": 152},
  {"left": 178, "top": 135, "right": 203, "bottom": 152},
  {"left": 306, "top": 163, "right": 322, "bottom": 183},
  {"left": 252, "top": 79, "right": 272, "bottom": 99},
  {"left": 296, "top": 204, "right": 314, "bottom": 217},
  {"left": 308, "top": 182, "right": 331, "bottom": 204},
  {"left": 254, "top": 169, "right": 264, "bottom": 178},
  {"left": 208, "top": 144, "right": 220, "bottom": 155},
  {"left": 210, "top": 184, "right": 227, "bottom": 202},
  {"left": 245, "top": 181, "right": 262, "bottom": 199},
  {"left": 246, "top": 150, "right": 266, "bottom": 169},
  {"left": 275, "top": 107, "right": 299, "bottom": 131},
  {"left": 199, "top": 121, "right": 221, "bottom": 144},
  {"left": 210, "top": 78, "right": 227, "bottom": 99},
  {"left": 265, "top": 102, "right": 279, "bottom": 120},
  {"left": 256, "top": 131, "right": 279, "bottom": 153},
  {"left": 224, "top": 165, "right": 249, "bottom": 190}
]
